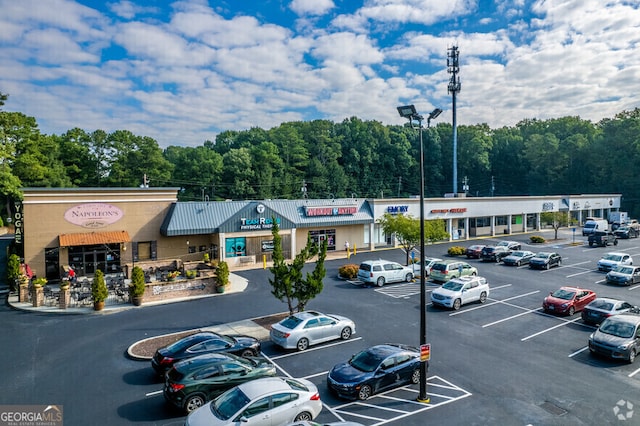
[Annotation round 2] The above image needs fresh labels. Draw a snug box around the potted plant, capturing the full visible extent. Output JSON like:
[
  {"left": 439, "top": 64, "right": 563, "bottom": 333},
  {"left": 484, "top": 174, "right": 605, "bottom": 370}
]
[
  {"left": 32, "top": 277, "right": 47, "bottom": 287},
  {"left": 92, "top": 269, "right": 108, "bottom": 311},
  {"left": 166, "top": 270, "right": 179, "bottom": 281},
  {"left": 215, "top": 261, "right": 229, "bottom": 293},
  {"left": 31, "top": 277, "right": 47, "bottom": 307},
  {"left": 203, "top": 253, "right": 210, "bottom": 264},
  {"left": 185, "top": 269, "right": 197, "bottom": 279},
  {"left": 129, "top": 266, "right": 145, "bottom": 306},
  {"left": 7, "top": 254, "right": 21, "bottom": 293}
]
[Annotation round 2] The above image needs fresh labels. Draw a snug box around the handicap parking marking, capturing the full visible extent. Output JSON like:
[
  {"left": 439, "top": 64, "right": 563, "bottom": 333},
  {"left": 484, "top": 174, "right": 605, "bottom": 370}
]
[{"left": 329, "top": 375, "right": 472, "bottom": 425}]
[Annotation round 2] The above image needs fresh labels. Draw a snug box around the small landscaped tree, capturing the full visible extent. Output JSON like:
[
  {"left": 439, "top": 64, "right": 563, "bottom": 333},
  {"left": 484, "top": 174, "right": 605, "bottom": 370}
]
[
  {"left": 541, "top": 211, "right": 570, "bottom": 240},
  {"left": 6, "top": 253, "right": 20, "bottom": 292},
  {"left": 130, "top": 266, "right": 146, "bottom": 305},
  {"left": 378, "top": 213, "right": 449, "bottom": 265},
  {"left": 91, "top": 269, "right": 108, "bottom": 310}
]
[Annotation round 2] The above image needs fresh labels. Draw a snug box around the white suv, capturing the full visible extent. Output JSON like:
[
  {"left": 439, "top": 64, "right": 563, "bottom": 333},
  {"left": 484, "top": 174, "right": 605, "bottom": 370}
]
[
  {"left": 431, "top": 276, "right": 490, "bottom": 310},
  {"left": 357, "top": 260, "right": 414, "bottom": 287},
  {"left": 597, "top": 252, "right": 633, "bottom": 272}
]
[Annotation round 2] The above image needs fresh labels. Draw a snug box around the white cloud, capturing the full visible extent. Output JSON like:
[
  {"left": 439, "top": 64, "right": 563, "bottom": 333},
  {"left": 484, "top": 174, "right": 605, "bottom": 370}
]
[{"left": 290, "top": 0, "right": 335, "bottom": 16}]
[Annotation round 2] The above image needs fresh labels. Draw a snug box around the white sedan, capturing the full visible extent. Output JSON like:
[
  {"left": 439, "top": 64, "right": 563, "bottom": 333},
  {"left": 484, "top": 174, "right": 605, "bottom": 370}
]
[
  {"left": 412, "top": 257, "right": 443, "bottom": 277},
  {"left": 270, "top": 311, "right": 355, "bottom": 351}
]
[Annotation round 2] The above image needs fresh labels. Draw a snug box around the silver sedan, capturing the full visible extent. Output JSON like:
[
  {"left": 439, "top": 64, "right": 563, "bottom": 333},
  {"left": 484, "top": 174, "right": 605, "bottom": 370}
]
[{"left": 270, "top": 311, "right": 356, "bottom": 351}]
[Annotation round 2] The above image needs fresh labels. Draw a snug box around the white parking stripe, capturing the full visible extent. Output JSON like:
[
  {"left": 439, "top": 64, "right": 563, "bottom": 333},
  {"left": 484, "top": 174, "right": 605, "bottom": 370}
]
[
  {"left": 483, "top": 307, "right": 542, "bottom": 327},
  {"left": 568, "top": 346, "right": 589, "bottom": 358},
  {"left": 628, "top": 367, "right": 640, "bottom": 378},
  {"left": 566, "top": 270, "right": 594, "bottom": 278},
  {"left": 450, "top": 290, "right": 539, "bottom": 317},
  {"left": 145, "top": 390, "right": 163, "bottom": 397},
  {"left": 268, "top": 337, "right": 363, "bottom": 360},
  {"left": 521, "top": 317, "right": 584, "bottom": 341}
]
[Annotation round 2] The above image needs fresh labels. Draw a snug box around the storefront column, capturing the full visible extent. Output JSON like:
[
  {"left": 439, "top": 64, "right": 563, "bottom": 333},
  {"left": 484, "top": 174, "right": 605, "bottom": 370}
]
[
  {"left": 536, "top": 213, "right": 541, "bottom": 231},
  {"left": 219, "top": 232, "right": 226, "bottom": 262},
  {"left": 491, "top": 216, "right": 496, "bottom": 236},
  {"left": 290, "top": 228, "right": 297, "bottom": 260},
  {"left": 369, "top": 223, "right": 375, "bottom": 251},
  {"left": 464, "top": 217, "right": 469, "bottom": 240},
  {"left": 523, "top": 213, "right": 527, "bottom": 233},
  {"left": 447, "top": 219, "right": 453, "bottom": 242},
  {"left": 507, "top": 214, "right": 512, "bottom": 234}
]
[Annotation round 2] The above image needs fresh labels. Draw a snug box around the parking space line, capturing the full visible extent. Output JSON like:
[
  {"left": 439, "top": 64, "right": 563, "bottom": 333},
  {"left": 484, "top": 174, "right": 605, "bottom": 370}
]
[
  {"left": 521, "top": 317, "right": 585, "bottom": 341},
  {"left": 629, "top": 284, "right": 640, "bottom": 291},
  {"left": 628, "top": 367, "right": 640, "bottom": 378},
  {"left": 145, "top": 390, "right": 163, "bottom": 397},
  {"left": 303, "top": 370, "right": 330, "bottom": 380},
  {"left": 568, "top": 346, "right": 589, "bottom": 358},
  {"left": 483, "top": 307, "right": 541, "bottom": 327},
  {"left": 566, "top": 270, "right": 594, "bottom": 278},
  {"left": 268, "top": 337, "right": 363, "bottom": 360},
  {"left": 451, "top": 290, "right": 539, "bottom": 317}
]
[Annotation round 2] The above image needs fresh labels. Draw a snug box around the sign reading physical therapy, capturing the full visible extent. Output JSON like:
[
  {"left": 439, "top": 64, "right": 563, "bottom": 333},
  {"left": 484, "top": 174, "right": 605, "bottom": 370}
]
[
  {"left": 305, "top": 206, "right": 357, "bottom": 217},
  {"left": 64, "top": 203, "right": 124, "bottom": 228},
  {"left": 239, "top": 217, "right": 280, "bottom": 230},
  {"left": 430, "top": 208, "right": 467, "bottom": 214}
]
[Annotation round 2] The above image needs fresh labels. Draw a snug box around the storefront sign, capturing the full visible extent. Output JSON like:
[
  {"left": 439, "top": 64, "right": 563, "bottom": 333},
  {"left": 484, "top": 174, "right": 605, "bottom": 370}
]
[
  {"left": 239, "top": 217, "right": 280, "bottom": 230},
  {"left": 305, "top": 206, "right": 357, "bottom": 216},
  {"left": 152, "top": 281, "right": 206, "bottom": 295},
  {"left": 387, "top": 205, "right": 409, "bottom": 214},
  {"left": 13, "top": 201, "right": 23, "bottom": 245},
  {"left": 430, "top": 208, "right": 467, "bottom": 214},
  {"left": 64, "top": 203, "right": 124, "bottom": 228},
  {"left": 261, "top": 240, "right": 274, "bottom": 252},
  {"left": 542, "top": 202, "right": 555, "bottom": 211}
]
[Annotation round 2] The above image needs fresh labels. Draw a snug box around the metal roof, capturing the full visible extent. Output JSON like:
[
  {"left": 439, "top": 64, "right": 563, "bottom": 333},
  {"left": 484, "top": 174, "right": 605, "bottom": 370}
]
[{"left": 160, "top": 198, "right": 374, "bottom": 236}]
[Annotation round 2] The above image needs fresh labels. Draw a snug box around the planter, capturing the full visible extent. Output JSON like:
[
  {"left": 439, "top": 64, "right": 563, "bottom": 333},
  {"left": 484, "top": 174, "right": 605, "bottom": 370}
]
[
  {"left": 216, "top": 285, "right": 226, "bottom": 294},
  {"left": 19, "top": 284, "right": 30, "bottom": 302},
  {"left": 94, "top": 301, "right": 105, "bottom": 311},
  {"left": 131, "top": 295, "right": 143, "bottom": 306},
  {"left": 59, "top": 288, "right": 70, "bottom": 309},
  {"left": 32, "top": 286, "right": 44, "bottom": 307}
]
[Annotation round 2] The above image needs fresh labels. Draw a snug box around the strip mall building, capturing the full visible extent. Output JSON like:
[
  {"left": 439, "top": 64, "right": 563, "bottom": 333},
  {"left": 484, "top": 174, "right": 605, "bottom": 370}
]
[{"left": 14, "top": 188, "right": 621, "bottom": 282}]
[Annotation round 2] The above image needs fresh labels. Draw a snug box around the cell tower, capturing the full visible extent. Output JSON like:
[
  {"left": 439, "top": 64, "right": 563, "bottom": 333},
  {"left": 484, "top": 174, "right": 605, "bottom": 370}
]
[{"left": 447, "top": 45, "right": 461, "bottom": 195}]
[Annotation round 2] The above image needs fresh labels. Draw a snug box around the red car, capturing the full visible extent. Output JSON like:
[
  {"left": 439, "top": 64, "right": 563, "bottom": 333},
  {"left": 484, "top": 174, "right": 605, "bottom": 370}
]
[
  {"left": 465, "top": 245, "right": 486, "bottom": 259},
  {"left": 542, "top": 287, "right": 597, "bottom": 316}
]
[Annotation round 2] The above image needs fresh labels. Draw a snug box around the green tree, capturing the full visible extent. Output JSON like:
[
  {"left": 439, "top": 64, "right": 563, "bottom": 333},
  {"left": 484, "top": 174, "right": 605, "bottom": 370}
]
[
  {"left": 378, "top": 213, "right": 450, "bottom": 265},
  {"left": 7, "top": 253, "right": 21, "bottom": 291},
  {"left": 164, "top": 145, "right": 223, "bottom": 200},
  {"left": 541, "top": 211, "right": 570, "bottom": 240},
  {"left": 91, "top": 269, "right": 108, "bottom": 304},
  {"left": 222, "top": 148, "right": 255, "bottom": 199}
]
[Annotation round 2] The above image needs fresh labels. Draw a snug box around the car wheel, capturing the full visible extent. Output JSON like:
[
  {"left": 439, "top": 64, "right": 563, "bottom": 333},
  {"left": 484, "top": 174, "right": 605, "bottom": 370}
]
[
  {"left": 405, "top": 273, "right": 413, "bottom": 282},
  {"left": 184, "top": 394, "right": 206, "bottom": 414},
  {"left": 629, "top": 350, "right": 637, "bottom": 364},
  {"left": 294, "top": 411, "right": 313, "bottom": 422},
  {"left": 589, "top": 242, "right": 593, "bottom": 247},
  {"left": 340, "top": 327, "right": 352, "bottom": 340},
  {"left": 240, "top": 349, "right": 256, "bottom": 357},
  {"left": 376, "top": 277, "right": 385, "bottom": 287},
  {"left": 568, "top": 306, "right": 575, "bottom": 316},
  {"left": 545, "top": 263, "right": 550, "bottom": 270},
  {"left": 479, "top": 292, "right": 487, "bottom": 303},
  {"left": 453, "top": 299, "right": 462, "bottom": 310},
  {"left": 296, "top": 338, "right": 310, "bottom": 351},
  {"left": 411, "top": 369, "right": 420, "bottom": 384},
  {"left": 614, "top": 239, "right": 619, "bottom": 246},
  {"left": 516, "top": 261, "right": 521, "bottom": 266},
  {"left": 358, "top": 384, "right": 373, "bottom": 400},
  {"left": 471, "top": 271, "right": 477, "bottom": 276}
]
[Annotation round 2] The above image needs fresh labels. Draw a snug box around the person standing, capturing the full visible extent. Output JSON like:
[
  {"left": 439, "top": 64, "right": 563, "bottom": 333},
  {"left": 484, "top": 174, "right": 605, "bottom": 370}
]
[{"left": 344, "top": 240, "right": 350, "bottom": 253}]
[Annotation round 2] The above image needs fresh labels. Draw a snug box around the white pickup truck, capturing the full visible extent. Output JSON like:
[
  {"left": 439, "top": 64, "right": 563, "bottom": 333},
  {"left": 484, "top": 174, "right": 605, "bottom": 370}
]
[{"left": 430, "top": 276, "right": 490, "bottom": 310}]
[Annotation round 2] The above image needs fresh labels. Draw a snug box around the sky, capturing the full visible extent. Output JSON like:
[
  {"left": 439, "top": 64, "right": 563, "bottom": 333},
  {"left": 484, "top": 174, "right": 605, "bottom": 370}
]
[{"left": 1, "top": 0, "right": 639, "bottom": 148}]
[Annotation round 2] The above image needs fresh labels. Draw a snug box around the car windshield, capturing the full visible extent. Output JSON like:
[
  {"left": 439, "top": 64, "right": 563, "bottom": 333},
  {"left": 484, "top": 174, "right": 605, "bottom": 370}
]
[
  {"left": 603, "top": 254, "right": 623, "bottom": 261},
  {"left": 535, "top": 253, "right": 550, "bottom": 259},
  {"left": 211, "top": 386, "right": 250, "bottom": 420},
  {"left": 431, "top": 263, "right": 447, "bottom": 271},
  {"left": 350, "top": 349, "right": 384, "bottom": 372},
  {"left": 589, "top": 300, "right": 614, "bottom": 310},
  {"left": 279, "top": 315, "right": 304, "bottom": 330},
  {"left": 442, "top": 281, "right": 464, "bottom": 291},
  {"left": 511, "top": 251, "right": 525, "bottom": 257},
  {"left": 165, "top": 333, "right": 215, "bottom": 352},
  {"left": 359, "top": 263, "right": 372, "bottom": 272},
  {"left": 614, "top": 266, "right": 634, "bottom": 274},
  {"left": 599, "top": 321, "right": 636, "bottom": 338},
  {"left": 551, "top": 289, "right": 575, "bottom": 300}
]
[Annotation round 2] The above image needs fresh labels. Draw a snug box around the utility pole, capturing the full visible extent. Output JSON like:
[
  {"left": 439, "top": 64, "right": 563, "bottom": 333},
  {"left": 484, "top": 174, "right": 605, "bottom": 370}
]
[
  {"left": 491, "top": 176, "right": 495, "bottom": 197},
  {"left": 462, "top": 176, "right": 469, "bottom": 196},
  {"left": 140, "top": 174, "right": 149, "bottom": 188},
  {"left": 397, "top": 176, "right": 402, "bottom": 198},
  {"left": 447, "top": 45, "right": 461, "bottom": 195}
]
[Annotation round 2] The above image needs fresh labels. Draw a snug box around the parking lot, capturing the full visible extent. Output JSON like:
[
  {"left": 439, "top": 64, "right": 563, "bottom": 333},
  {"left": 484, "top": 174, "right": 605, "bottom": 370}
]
[{"left": 253, "top": 232, "right": 640, "bottom": 425}]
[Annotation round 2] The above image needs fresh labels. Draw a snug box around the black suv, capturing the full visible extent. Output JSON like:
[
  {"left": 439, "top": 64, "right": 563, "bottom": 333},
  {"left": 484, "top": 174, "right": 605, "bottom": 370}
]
[
  {"left": 588, "top": 231, "right": 618, "bottom": 247},
  {"left": 480, "top": 246, "right": 511, "bottom": 262}
]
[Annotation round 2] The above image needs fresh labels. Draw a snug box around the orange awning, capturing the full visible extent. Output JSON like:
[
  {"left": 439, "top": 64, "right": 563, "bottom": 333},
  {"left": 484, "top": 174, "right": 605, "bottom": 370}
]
[{"left": 59, "top": 231, "right": 131, "bottom": 247}]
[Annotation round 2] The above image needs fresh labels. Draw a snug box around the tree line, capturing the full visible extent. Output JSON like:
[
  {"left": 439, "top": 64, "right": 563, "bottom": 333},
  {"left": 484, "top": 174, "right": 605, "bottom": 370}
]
[{"left": 2, "top": 90, "right": 640, "bottom": 222}]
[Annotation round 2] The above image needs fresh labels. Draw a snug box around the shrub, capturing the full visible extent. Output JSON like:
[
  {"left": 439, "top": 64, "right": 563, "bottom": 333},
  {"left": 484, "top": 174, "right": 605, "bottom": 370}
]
[
  {"left": 130, "top": 266, "right": 146, "bottom": 297},
  {"left": 32, "top": 277, "right": 47, "bottom": 287},
  {"left": 185, "top": 269, "right": 197, "bottom": 279},
  {"left": 91, "top": 270, "right": 108, "bottom": 302},
  {"left": 203, "top": 253, "right": 210, "bottom": 263},
  {"left": 447, "top": 246, "right": 466, "bottom": 256},
  {"left": 530, "top": 235, "right": 546, "bottom": 244},
  {"left": 216, "top": 261, "right": 229, "bottom": 287},
  {"left": 339, "top": 264, "right": 359, "bottom": 279}
]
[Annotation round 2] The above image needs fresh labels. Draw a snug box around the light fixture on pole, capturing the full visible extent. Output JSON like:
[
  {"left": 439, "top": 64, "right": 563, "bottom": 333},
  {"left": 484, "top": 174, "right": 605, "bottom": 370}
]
[{"left": 397, "top": 104, "right": 440, "bottom": 403}]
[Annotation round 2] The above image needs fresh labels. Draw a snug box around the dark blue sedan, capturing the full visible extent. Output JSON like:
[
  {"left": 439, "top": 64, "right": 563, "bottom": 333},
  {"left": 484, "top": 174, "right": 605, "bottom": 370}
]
[{"left": 327, "top": 344, "right": 424, "bottom": 400}]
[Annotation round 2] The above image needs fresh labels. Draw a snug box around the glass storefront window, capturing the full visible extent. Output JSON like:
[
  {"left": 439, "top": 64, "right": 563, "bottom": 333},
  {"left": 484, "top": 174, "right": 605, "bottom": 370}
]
[
  {"left": 68, "top": 244, "right": 122, "bottom": 276},
  {"left": 309, "top": 229, "right": 336, "bottom": 251}
]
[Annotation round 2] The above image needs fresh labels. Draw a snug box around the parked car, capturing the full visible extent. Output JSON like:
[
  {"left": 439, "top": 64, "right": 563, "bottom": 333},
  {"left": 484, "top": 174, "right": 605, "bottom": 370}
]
[
  {"left": 270, "top": 311, "right": 355, "bottom": 351},
  {"left": 185, "top": 377, "right": 322, "bottom": 426},
  {"left": 327, "top": 344, "right": 423, "bottom": 400},
  {"left": 614, "top": 225, "right": 639, "bottom": 239},
  {"left": 151, "top": 331, "right": 261, "bottom": 375},
  {"left": 480, "top": 246, "right": 512, "bottom": 262},
  {"left": 411, "top": 257, "right": 443, "bottom": 277},
  {"left": 430, "top": 276, "right": 490, "bottom": 310},
  {"left": 502, "top": 250, "right": 535, "bottom": 266},
  {"left": 164, "top": 353, "right": 277, "bottom": 414},
  {"left": 588, "top": 231, "right": 618, "bottom": 247},
  {"left": 429, "top": 260, "right": 478, "bottom": 283},
  {"left": 597, "top": 252, "right": 633, "bottom": 272},
  {"left": 606, "top": 265, "right": 640, "bottom": 286},
  {"left": 465, "top": 245, "right": 486, "bottom": 259},
  {"left": 357, "top": 260, "right": 414, "bottom": 287},
  {"left": 581, "top": 298, "right": 640, "bottom": 325},
  {"left": 542, "top": 286, "right": 597, "bottom": 316},
  {"left": 496, "top": 241, "right": 522, "bottom": 250},
  {"left": 529, "top": 252, "right": 562, "bottom": 270},
  {"left": 589, "top": 313, "right": 640, "bottom": 363}
]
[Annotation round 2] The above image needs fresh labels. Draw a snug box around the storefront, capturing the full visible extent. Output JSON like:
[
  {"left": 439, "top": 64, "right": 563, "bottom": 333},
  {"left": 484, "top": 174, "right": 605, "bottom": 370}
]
[{"left": 15, "top": 188, "right": 622, "bottom": 282}]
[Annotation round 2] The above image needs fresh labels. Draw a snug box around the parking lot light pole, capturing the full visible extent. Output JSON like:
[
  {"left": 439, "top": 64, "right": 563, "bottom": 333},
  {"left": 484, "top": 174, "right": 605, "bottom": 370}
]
[{"left": 397, "top": 105, "right": 441, "bottom": 403}]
